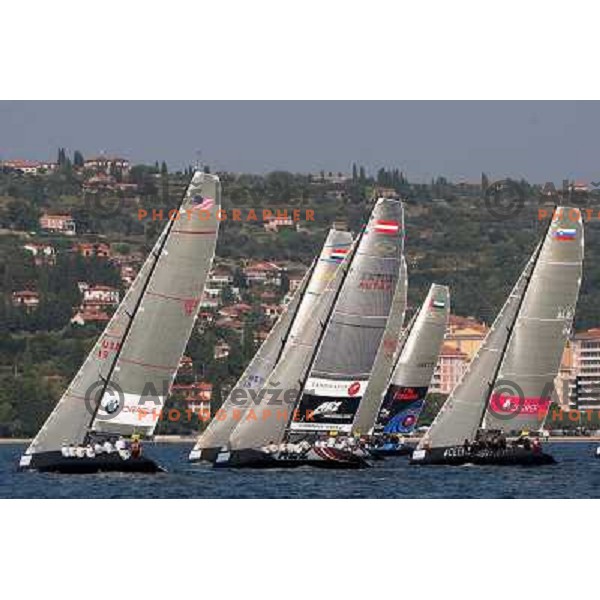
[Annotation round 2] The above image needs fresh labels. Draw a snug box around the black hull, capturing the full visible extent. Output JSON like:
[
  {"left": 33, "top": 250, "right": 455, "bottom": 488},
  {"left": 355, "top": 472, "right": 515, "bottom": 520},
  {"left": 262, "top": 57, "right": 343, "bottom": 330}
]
[
  {"left": 188, "top": 447, "right": 220, "bottom": 464},
  {"left": 214, "top": 448, "right": 369, "bottom": 470},
  {"left": 410, "top": 446, "right": 556, "bottom": 466},
  {"left": 370, "top": 445, "right": 414, "bottom": 458},
  {"left": 20, "top": 451, "right": 164, "bottom": 474}
]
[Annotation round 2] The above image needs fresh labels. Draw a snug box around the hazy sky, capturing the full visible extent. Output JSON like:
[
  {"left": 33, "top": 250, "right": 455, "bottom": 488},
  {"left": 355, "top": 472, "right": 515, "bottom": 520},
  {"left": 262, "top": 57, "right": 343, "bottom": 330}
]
[{"left": 1, "top": 101, "right": 599, "bottom": 183}]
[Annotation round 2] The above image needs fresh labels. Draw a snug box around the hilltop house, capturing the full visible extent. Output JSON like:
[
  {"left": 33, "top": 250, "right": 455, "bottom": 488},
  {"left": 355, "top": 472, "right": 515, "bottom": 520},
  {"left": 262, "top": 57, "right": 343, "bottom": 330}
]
[
  {"left": 84, "top": 155, "right": 130, "bottom": 175},
  {"left": 243, "top": 261, "right": 282, "bottom": 286},
  {"left": 82, "top": 285, "right": 120, "bottom": 309},
  {"left": 23, "top": 242, "right": 56, "bottom": 266},
  {"left": 39, "top": 214, "right": 76, "bottom": 235},
  {"left": 11, "top": 290, "right": 40, "bottom": 310}
]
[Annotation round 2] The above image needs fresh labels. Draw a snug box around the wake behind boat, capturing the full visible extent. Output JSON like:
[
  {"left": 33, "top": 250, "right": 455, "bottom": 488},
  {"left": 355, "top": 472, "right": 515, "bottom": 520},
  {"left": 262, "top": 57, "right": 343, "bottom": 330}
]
[{"left": 20, "top": 171, "right": 221, "bottom": 474}]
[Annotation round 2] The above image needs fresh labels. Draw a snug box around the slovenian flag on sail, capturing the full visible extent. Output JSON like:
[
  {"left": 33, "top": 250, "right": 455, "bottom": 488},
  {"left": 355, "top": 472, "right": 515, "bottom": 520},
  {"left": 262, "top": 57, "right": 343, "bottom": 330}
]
[
  {"left": 374, "top": 220, "right": 400, "bottom": 235},
  {"left": 330, "top": 247, "right": 349, "bottom": 262},
  {"left": 190, "top": 195, "right": 214, "bottom": 210},
  {"left": 430, "top": 299, "right": 446, "bottom": 309},
  {"left": 553, "top": 228, "right": 577, "bottom": 241}
]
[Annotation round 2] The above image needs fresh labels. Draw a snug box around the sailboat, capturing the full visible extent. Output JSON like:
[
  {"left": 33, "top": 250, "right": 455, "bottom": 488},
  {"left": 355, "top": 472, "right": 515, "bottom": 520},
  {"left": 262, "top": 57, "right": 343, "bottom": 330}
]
[
  {"left": 217, "top": 198, "right": 405, "bottom": 468},
  {"left": 411, "top": 207, "right": 583, "bottom": 466},
  {"left": 368, "top": 284, "right": 450, "bottom": 457},
  {"left": 19, "top": 171, "right": 220, "bottom": 473},
  {"left": 188, "top": 228, "right": 353, "bottom": 462}
]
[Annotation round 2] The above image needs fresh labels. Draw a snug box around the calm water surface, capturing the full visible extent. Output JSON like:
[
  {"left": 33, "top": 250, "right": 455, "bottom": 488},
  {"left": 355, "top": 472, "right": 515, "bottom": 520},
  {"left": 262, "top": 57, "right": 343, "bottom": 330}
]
[{"left": 1, "top": 442, "right": 599, "bottom": 498}]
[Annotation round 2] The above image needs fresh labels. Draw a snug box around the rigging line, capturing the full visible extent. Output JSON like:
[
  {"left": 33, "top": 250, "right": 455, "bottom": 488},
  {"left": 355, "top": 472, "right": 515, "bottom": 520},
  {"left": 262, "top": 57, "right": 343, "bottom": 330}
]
[
  {"left": 479, "top": 212, "right": 555, "bottom": 431},
  {"left": 86, "top": 172, "right": 205, "bottom": 433}
]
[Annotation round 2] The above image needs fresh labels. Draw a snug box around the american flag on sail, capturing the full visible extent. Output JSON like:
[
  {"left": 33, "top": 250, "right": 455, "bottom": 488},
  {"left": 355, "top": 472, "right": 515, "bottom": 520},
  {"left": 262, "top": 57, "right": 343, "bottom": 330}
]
[
  {"left": 373, "top": 219, "right": 400, "bottom": 235},
  {"left": 190, "top": 195, "right": 214, "bottom": 210},
  {"left": 553, "top": 228, "right": 577, "bottom": 241}
]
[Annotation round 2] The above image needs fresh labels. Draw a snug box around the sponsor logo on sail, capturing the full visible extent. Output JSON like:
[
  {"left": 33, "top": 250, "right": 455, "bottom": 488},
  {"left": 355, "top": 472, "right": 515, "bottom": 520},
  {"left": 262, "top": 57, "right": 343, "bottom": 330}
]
[
  {"left": 358, "top": 272, "right": 394, "bottom": 291},
  {"left": 313, "top": 401, "right": 343, "bottom": 416},
  {"left": 348, "top": 381, "right": 361, "bottom": 396},
  {"left": 101, "top": 395, "right": 120, "bottom": 414},
  {"left": 393, "top": 387, "right": 420, "bottom": 401}
]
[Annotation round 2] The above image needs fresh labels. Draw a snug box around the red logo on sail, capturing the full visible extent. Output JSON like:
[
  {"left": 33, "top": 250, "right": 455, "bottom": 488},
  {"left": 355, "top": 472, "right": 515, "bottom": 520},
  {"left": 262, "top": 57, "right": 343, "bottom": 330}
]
[
  {"left": 348, "top": 381, "right": 361, "bottom": 396},
  {"left": 489, "top": 394, "right": 550, "bottom": 417},
  {"left": 183, "top": 298, "right": 199, "bottom": 316}
]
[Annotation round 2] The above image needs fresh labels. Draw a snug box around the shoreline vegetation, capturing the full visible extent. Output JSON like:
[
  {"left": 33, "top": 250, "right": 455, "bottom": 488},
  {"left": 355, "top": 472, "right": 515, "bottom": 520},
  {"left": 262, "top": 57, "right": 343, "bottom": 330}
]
[{"left": 2, "top": 158, "right": 600, "bottom": 440}]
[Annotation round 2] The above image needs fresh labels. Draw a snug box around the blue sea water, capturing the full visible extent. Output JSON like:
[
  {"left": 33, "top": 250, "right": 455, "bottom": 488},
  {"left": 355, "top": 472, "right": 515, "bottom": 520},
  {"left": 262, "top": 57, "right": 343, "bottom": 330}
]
[{"left": 1, "top": 441, "right": 600, "bottom": 498}]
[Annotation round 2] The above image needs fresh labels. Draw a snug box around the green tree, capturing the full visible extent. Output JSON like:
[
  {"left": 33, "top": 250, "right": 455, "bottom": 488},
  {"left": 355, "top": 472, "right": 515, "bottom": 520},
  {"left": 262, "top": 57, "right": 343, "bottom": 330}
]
[{"left": 73, "top": 150, "right": 84, "bottom": 168}]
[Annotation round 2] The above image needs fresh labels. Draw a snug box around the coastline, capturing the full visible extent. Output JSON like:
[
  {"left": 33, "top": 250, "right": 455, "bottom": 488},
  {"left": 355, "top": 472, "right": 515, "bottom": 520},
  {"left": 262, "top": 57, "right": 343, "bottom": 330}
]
[
  {"left": 1, "top": 435, "right": 599, "bottom": 445},
  {"left": 0, "top": 435, "right": 198, "bottom": 445}
]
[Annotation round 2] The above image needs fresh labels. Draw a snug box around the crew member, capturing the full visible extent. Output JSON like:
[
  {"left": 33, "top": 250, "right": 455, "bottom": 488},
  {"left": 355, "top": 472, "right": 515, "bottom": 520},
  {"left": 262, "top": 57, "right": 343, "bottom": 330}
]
[{"left": 131, "top": 438, "right": 142, "bottom": 458}]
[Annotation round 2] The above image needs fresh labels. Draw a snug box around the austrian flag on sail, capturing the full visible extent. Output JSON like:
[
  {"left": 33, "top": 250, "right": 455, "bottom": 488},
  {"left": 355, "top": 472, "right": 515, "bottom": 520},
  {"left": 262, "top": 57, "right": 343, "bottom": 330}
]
[{"left": 374, "top": 219, "right": 400, "bottom": 235}]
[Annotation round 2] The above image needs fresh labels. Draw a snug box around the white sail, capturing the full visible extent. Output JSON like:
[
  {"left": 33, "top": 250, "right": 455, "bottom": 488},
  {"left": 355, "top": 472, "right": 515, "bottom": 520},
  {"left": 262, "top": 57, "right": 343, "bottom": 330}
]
[
  {"left": 374, "top": 284, "right": 449, "bottom": 434},
  {"left": 291, "top": 199, "right": 405, "bottom": 434},
  {"left": 351, "top": 256, "right": 408, "bottom": 434},
  {"left": 419, "top": 207, "right": 584, "bottom": 449},
  {"left": 418, "top": 246, "right": 539, "bottom": 449},
  {"left": 24, "top": 171, "right": 220, "bottom": 457},
  {"left": 484, "top": 208, "right": 584, "bottom": 432},
  {"left": 190, "top": 229, "right": 353, "bottom": 456},
  {"left": 228, "top": 242, "right": 353, "bottom": 450}
]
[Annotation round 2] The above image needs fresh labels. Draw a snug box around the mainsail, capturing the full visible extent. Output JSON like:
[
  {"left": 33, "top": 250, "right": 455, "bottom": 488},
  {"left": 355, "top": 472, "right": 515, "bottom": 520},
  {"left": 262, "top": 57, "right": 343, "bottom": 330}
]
[
  {"left": 419, "top": 207, "right": 584, "bottom": 449},
  {"left": 484, "top": 208, "right": 584, "bottom": 432},
  {"left": 24, "top": 171, "right": 220, "bottom": 457},
  {"left": 351, "top": 256, "right": 407, "bottom": 434},
  {"left": 417, "top": 249, "right": 539, "bottom": 449},
  {"left": 190, "top": 229, "right": 353, "bottom": 456},
  {"left": 290, "top": 198, "right": 405, "bottom": 434},
  {"left": 374, "top": 284, "right": 449, "bottom": 434}
]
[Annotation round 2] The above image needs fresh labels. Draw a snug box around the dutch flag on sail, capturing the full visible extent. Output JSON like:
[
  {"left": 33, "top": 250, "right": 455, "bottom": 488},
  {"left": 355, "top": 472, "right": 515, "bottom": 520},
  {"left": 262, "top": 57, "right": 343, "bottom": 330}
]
[
  {"left": 374, "top": 220, "right": 400, "bottom": 235},
  {"left": 330, "top": 247, "right": 349, "bottom": 262},
  {"left": 430, "top": 299, "right": 446, "bottom": 309},
  {"left": 553, "top": 228, "right": 577, "bottom": 241}
]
